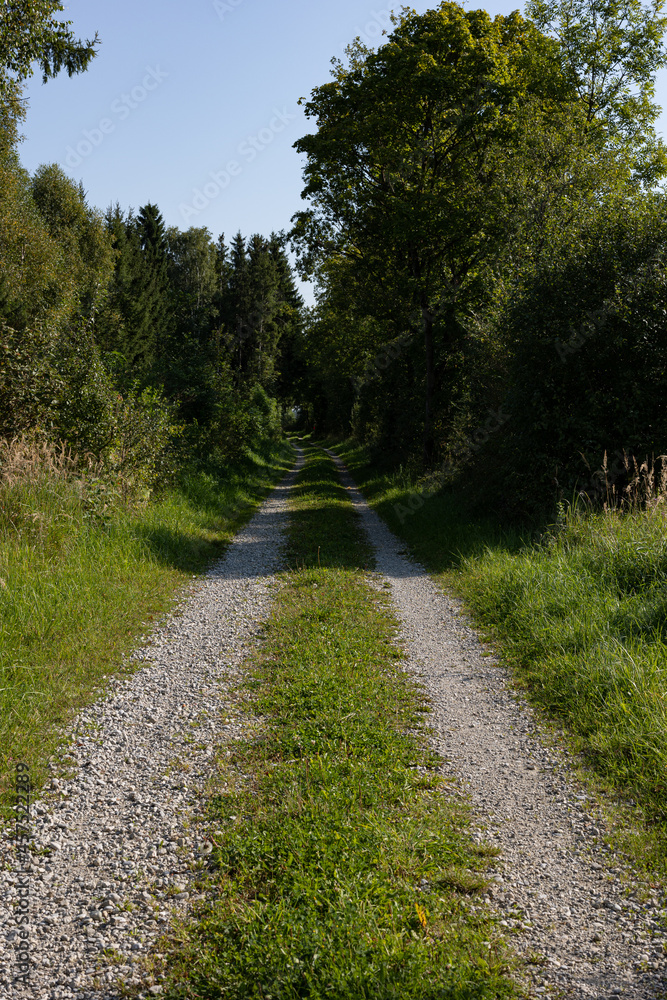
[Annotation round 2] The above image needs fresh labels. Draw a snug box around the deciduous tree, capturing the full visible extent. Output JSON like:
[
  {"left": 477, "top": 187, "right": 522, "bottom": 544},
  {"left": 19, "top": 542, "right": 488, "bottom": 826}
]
[{"left": 292, "top": 3, "right": 573, "bottom": 463}]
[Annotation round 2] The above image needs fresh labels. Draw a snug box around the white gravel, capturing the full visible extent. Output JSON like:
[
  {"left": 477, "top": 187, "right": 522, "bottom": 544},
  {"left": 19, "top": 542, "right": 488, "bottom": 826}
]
[
  {"left": 0, "top": 453, "right": 302, "bottom": 999},
  {"left": 329, "top": 449, "right": 667, "bottom": 1000},
  {"left": 3, "top": 442, "right": 667, "bottom": 1000}
]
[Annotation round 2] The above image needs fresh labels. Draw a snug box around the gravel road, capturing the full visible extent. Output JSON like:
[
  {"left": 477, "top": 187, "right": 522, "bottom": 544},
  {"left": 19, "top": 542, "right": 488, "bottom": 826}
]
[
  {"left": 2, "top": 445, "right": 667, "bottom": 1000},
  {"left": 0, "top": 454, "right": 303, "bottom": 1000},
  {"left": 329, "top": 449, "right": 667, "bottom": 1000}
]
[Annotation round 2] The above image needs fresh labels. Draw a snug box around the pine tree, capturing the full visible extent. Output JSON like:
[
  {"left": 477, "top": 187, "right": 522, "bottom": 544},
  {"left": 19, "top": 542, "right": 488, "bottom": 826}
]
[
  {"left": 224, "top": 231, "right": 253, "bottom": 375},
  {"left": 268, "top": 232, "right": 305, "bottom": 404},
  {"left": 96, "top": 203, "right": 172, "bottom": 373},
  {"left": 136, "top": 202, "right": 170, "bottom": 360}
]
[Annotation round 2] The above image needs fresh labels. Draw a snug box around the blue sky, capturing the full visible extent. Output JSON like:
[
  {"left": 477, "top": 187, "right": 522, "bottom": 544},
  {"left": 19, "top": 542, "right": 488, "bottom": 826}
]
[{"left": 17, "top": 1, "right": 667, "bottom": 304}]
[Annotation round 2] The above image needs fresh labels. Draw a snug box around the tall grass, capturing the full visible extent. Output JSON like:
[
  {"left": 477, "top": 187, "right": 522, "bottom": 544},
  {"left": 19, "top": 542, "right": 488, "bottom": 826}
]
[
  {"left": 457, "top": 506, "right": 667, "bottom": 814},
  {"left": 0, "top": 436, "right": 294, "bottom": 815}
]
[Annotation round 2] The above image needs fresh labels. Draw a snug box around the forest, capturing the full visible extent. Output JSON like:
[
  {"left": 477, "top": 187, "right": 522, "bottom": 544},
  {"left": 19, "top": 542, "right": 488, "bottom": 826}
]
[
  {"left": 2, "top": 1, "right": 667, "bottom": 520},
  {"left": 4, "top": 3, "right": 667, "bottom": 997},
  {"left": 292, "top": 0, "right": 667, "bottom": 517}
]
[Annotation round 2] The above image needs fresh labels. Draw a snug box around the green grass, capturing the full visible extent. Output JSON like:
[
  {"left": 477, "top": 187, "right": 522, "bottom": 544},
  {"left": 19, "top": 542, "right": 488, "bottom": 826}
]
[
  {"left": 335, "top": 439, "right": 667, "bottom": 872},
  {"left": 157, "top": 446, "right": 518, "bottom": 1000},
  {"left": 0, "top": 441, "right": 294, "bottom": 815}
]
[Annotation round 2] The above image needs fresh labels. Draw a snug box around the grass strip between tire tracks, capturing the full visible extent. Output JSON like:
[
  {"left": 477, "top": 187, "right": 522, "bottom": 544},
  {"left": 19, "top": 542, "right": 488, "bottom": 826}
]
[{"left": 157, "top": 445, "right": 518, "bottom": 1000}]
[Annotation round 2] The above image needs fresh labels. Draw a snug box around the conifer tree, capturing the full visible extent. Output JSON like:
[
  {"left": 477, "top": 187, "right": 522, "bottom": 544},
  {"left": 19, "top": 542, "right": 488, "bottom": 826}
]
[
  {"left": 136, "top": 202, "right": 170, "bottom": 359},
  {"left": 224, "top": 231, "right": 253, "bottom": 375}
]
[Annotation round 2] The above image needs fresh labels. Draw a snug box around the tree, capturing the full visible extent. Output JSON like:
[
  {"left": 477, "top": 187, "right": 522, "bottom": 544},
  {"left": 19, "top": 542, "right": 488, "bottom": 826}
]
[
  {"left": 31, "top": 164, "right": 115, "bottom": 323},
  {"left": 0, "top": 1, "right": 99, "bottom": 151},
  {"left": 492, "top": 193, "right": 667, "bottom": 514},
  {"left": 0, "top": 161, "right": 113, "bottom": 333},
  {"left": 526, "top": 0, "right": 667, "bottom": 182},
  {"left": 292, "top": 3, "right": 575, "bottom": 464},
  {"left": 96, "top": 203, "right": 172, "bottom": 372},
  {"left": 218, "top": 231, "right": 304, "bottom": 390},
  {"left": 0, "top": 153, "right": 61, "bottom": 328},
  {"left": 269, "top": 233, "right": 306, "bottom": 407},
  {"left": 0, "top": 0, "right": 98, "bottom": 85},
  {"left": 166, "top": 225, "right": 218, "bottom": 341},
  {"left": 136, "top": 202, "right": 170, "bottom": 360}
]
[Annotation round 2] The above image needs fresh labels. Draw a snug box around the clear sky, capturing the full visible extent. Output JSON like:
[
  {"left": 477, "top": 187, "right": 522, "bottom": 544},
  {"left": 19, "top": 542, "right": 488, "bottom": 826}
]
[{"left": 16, "top": 0, "right": 667, "bottom": 304}]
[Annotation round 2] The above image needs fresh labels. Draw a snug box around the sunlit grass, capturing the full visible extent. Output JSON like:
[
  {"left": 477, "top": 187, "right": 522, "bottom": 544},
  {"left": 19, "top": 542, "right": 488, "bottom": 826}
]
[
  {"left": 0, "top": 441, "right": 294, "bottom": 815},
  {"left": 158, "top": 446, "right": 517, "bottom": 1000},
  {"left": 336, "top": 438, "right": 667, "bottom": 871}
]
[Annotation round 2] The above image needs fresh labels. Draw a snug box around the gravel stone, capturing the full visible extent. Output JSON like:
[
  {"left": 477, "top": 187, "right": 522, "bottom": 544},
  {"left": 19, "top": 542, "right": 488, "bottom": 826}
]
[
  {"left": 329, "top": 449, "right": 667, "bottom": 1000},
  {"left": 0, "top": 455, "right": 303, "bottom": 999},
  {"left": 4, "top": 443, "right": 666, "bottom": 999}
]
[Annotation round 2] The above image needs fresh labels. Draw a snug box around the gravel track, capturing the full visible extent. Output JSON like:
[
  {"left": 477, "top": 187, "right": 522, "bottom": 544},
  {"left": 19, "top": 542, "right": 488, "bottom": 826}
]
[
  {"left": 3, "top": 444, "right": 667, "bottom": 1000},
  {"left": 328, "top": 449, "right": 667, "bottom": 1000},
  {"left": 0, "top": 453, "right": 303, "bottom": 1000}
]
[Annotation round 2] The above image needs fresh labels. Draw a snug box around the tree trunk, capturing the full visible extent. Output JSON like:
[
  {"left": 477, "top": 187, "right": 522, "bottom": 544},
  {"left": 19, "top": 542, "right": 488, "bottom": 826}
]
[{"left": 421, "top": 297, "right": 435, "bottom": 468}]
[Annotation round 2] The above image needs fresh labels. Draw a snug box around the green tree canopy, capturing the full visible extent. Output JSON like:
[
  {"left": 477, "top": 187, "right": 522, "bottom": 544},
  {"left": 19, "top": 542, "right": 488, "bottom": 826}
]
[
  {"left": 526, "top": 0, "right": 667, "bottom": 180},
  {"left": 0, "top": 0, "right": 98, "bottom": 86},
  {"left": 0, "top": 1, "right": 99, "bottom": 150},
  {"left": 292, "top": 2, "right": 578, "bottom": 462}
]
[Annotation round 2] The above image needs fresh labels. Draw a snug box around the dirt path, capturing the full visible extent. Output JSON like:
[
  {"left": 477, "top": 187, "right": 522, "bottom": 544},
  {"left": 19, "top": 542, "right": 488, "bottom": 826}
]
[
  {"left": 3, "top": 445, "right": 667, "bottom": 999},
  {"left": 330, "top": 449, "right": 667, "bottom": 1000},
  {"left": 0, "top": 455, "right": 303, "bottom": 1000}
]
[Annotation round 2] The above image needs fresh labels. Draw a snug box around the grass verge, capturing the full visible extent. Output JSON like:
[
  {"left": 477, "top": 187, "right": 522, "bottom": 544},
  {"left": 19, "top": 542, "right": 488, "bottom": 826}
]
[
  {"left": 0, "top": 441, "right": 294, "bottom": 817},
  {"left": 157, "top": 445, "right": 517, "bottom": 1000},
  {"left": 335, "top": 439, "right": 667, "bottom": 873}
]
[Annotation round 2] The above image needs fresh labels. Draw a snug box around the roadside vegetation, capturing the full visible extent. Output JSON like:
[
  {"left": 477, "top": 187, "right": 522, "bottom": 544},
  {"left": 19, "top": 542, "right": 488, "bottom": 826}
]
[
  {"left": 336, "top": 439, "right": 667, "bottom": 873},
  {"left": 0, "top": 4, "right": 304, "bottom": 816},
  {"left": 159, "top": 446, "right": 518, "bottom": 1000},
  {"left": 0, "top": 436, "right": 293, "bottom": 818}
]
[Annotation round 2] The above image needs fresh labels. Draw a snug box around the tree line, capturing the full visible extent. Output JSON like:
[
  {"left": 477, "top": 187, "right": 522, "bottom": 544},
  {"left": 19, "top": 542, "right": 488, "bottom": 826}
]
[
  {"left": 291, "top": 0, "right": 667, "bottom": 516},
  {"left": 0, "top": 1, "right": 303, "bottom": 499},
  {"left": 3, "top": 0, "right": 667, "bottom": 518}
]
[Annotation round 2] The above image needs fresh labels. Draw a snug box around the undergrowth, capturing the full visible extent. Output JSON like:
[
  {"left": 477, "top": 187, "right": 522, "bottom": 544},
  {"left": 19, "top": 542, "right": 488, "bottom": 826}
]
[{"left": 157, "top": 446, "right": 517, "bottom": 999}]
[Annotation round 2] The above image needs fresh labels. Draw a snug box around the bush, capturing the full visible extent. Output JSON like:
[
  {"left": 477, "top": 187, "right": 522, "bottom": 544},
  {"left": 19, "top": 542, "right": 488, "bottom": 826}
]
[
  {"left": 0, "top": 322, "right": 62, "bottom": 437},
  {"left": 105, "top": 384, "right": 181, "bottom": 502},
  {"left": 247, "top": 383, "right": 282, "bottom": 444},
  {"left": 0, "top": 320, "right": 180, "bottom": 504},
  {"left": 489, "top": 198, "right": 667, "bottom": 515}
]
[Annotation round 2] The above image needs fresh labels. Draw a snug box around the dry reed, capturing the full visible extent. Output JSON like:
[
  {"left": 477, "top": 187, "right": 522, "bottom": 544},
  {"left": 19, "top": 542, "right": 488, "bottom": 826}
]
[
  {"left": 0, "top": 434, "right": 99, "bottom": 486},
  {"left": 591, "top": 451, "right": 667, "bottom": 512}
]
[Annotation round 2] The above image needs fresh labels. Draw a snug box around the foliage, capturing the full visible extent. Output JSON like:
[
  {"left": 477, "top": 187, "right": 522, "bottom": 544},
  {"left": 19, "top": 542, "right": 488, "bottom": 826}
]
[
  {"left": 32, "top": 164, "right": 116, "bottom": 321},
  {"left": 526, "top": 0, "right": 667, "bottom": 182},
  {"left": 0, "top": 156, "right": 65, "bottom": 329},
  {"left": 167, "top": 224, "right": 218, "bottom": 341},
  {"left": 0, "top": 158, "right": 115, "bottom": 337},
  {"left": 293, "top": 0, "right": 667, "bottom": 488},
  {"left": 292, "top": 2, "right": 589, "bottom": 462},
  {"left": 0, "top": 0, "right": 98, "bottom": 87},
  {"left": 492, "top": 194, "right": 667, "bottom": 516},
  {"left": 219, "top": 230, "right": 303, "bottom": 390},
  {"left": 0, "top": 0, "right": 98, "bottom": 152},
  {"left": 96, "top": 204, "right": 170, "bottom": 371}
]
